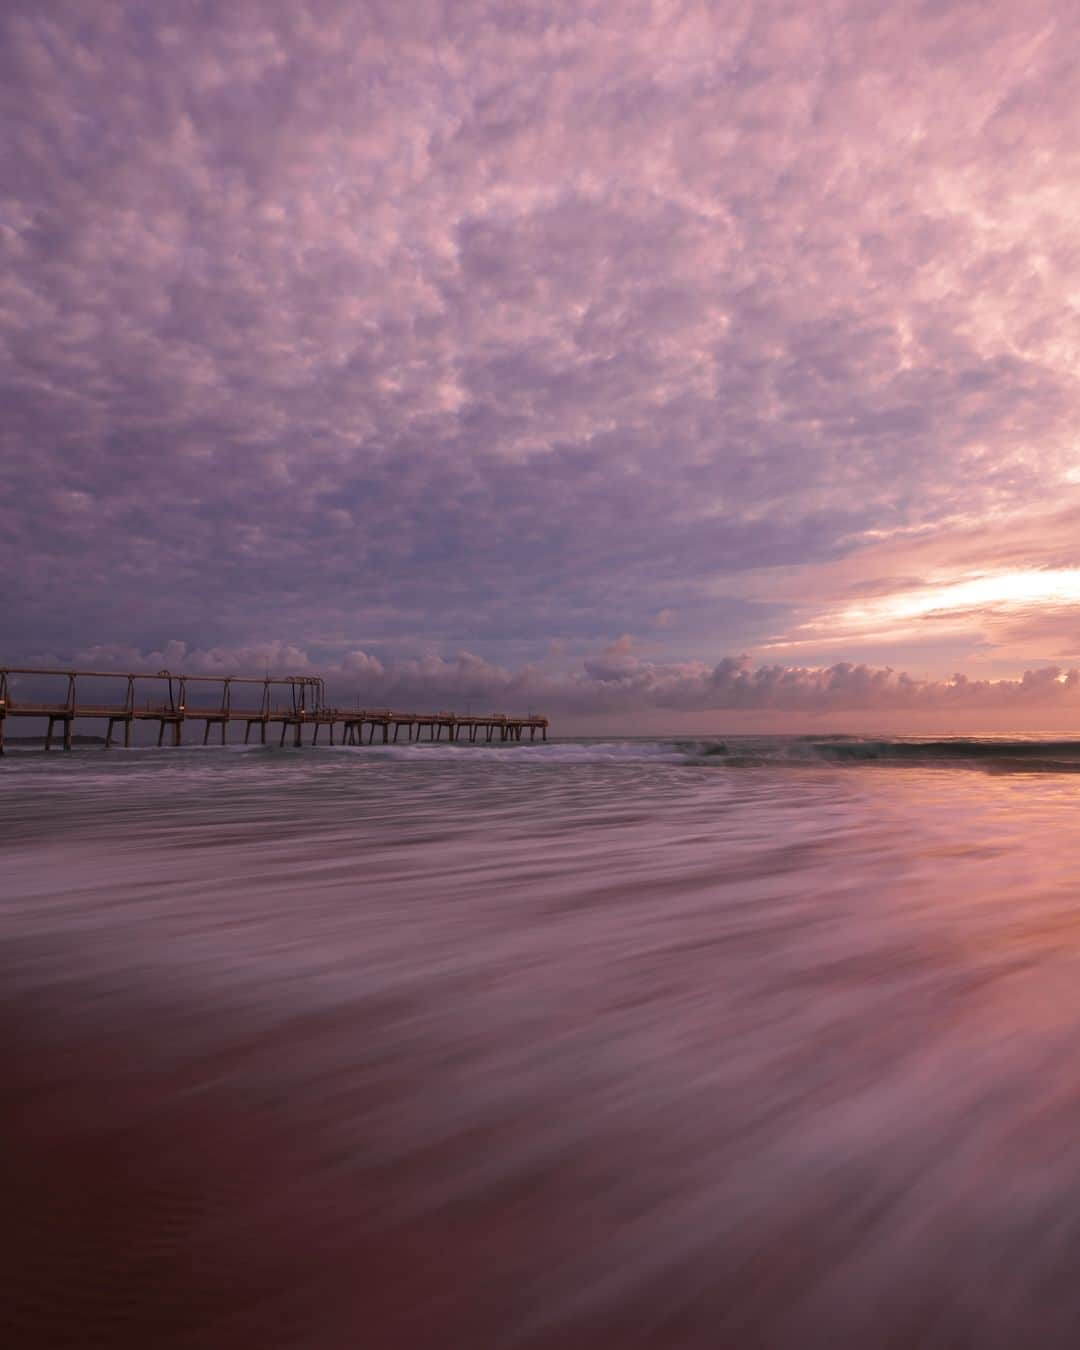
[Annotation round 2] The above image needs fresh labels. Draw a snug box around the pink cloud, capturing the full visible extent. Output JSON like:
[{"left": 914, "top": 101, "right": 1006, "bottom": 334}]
[{"left": 5, "top": 0, "right": 1080, "bottom": 704}]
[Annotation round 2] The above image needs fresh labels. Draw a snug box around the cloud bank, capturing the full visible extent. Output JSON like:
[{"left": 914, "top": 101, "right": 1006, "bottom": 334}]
[{"left": 41, "top": 637, "right": 1080, "bottom": 730}]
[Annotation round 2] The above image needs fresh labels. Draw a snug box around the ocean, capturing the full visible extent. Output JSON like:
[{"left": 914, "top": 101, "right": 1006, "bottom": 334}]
[{"left": 7, "top": 735, "right": 1080, "bottom": 1347}]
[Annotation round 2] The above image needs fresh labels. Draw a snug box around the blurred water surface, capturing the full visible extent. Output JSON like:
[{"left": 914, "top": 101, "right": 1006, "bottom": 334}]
[{"left": 7, "top": 736, "right": 1080, "bottom": 1347}]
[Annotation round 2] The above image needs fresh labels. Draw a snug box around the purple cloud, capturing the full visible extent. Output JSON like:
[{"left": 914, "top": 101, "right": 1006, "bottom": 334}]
[{"left": 5, "top": 1, "right": 1080, "bottom": 720}]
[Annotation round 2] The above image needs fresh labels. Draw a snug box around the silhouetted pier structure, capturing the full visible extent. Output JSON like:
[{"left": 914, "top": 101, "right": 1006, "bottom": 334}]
[{"left": 0, "top": 668, "right": 548, "bottom": 754}]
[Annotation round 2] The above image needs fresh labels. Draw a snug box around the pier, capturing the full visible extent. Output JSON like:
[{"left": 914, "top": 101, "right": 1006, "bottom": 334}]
[{"left": 0, "top": 668, "right": 548, "bottom": 754}]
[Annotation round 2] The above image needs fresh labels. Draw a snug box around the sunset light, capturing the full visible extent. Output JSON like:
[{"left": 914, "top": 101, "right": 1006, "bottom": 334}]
[
  {"left": 4, "top": 1, "right": 1080, "bottom": 723},
  {"left": 832, "top": 568, "right": 1080, "bottom": 634},
  {"left": 13, "top": 7, "right": 1080, "bottom": 1348}
]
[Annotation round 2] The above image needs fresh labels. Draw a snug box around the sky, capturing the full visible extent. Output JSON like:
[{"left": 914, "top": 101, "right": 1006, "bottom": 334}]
[{"left": 5, "top": 0, "right": 1080, "bottom": 729}]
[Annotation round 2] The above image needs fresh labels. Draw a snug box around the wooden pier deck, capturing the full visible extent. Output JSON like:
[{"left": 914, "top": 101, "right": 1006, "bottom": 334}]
[{"left": 0, "top": 668, "right": 548, "bottom": 754}]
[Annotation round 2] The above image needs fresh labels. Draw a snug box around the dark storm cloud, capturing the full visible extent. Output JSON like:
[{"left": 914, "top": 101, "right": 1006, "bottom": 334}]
[{"left": 5, "top": 0, "right": 1080, "bottom": 714}]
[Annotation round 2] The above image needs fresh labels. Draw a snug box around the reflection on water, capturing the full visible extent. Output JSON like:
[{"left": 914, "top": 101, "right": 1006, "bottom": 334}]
[{"left": 7, "top": 739, "right": 1080, "bottom": 1346}]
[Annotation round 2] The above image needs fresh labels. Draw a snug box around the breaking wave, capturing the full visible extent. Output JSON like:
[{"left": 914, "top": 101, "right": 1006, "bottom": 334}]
[
  {"left": 11, "top": 733, "right": 1080, "bottom": 775},
  {"left": 674, "top": 735, "right": 1080, "bottom": 772}
]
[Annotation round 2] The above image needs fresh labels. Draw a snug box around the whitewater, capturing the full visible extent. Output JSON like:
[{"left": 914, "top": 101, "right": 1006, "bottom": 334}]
[{"left": 7, "top": 735, "right": 1080, "bottom": 1347}]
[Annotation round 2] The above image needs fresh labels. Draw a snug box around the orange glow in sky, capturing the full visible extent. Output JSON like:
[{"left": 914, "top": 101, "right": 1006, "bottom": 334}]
[{"left": 835, "top": 569, "right": 1080, "bottom": 631}]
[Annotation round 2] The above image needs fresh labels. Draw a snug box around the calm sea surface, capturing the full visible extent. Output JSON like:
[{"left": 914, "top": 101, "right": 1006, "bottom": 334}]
[{"left": 8, "top": 736, "right": 1080, "bottom": 1347}]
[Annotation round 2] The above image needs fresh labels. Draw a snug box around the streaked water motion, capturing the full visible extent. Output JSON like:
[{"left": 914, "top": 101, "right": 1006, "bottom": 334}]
[{"left": 7, "top": 736, "right": 1080, "bottom": 1346}]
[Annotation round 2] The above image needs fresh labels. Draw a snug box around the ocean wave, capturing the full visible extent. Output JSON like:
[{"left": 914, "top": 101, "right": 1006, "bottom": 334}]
[
  {"left": 667, "top": 735, "right": 1080, "bottom": 772},
  {"left": 325, "top": 738, "right": 691, "bottom": 765},
  {"left": 9, "top": 734, "right": 1080, "bottom": 777}
]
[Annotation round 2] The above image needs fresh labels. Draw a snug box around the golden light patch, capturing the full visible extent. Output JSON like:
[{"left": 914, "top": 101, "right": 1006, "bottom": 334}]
[
  {"left": 767, "top": 569, "right": 1080, "bottom": 650},
  {"left": 838, "top": 569, "right": 1080, "bottom": 627}
]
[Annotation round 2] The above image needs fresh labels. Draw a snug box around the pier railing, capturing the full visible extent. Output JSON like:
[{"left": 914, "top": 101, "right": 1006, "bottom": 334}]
[{"left": 0, "top": 667, "right": 548, "bottom": 753}]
